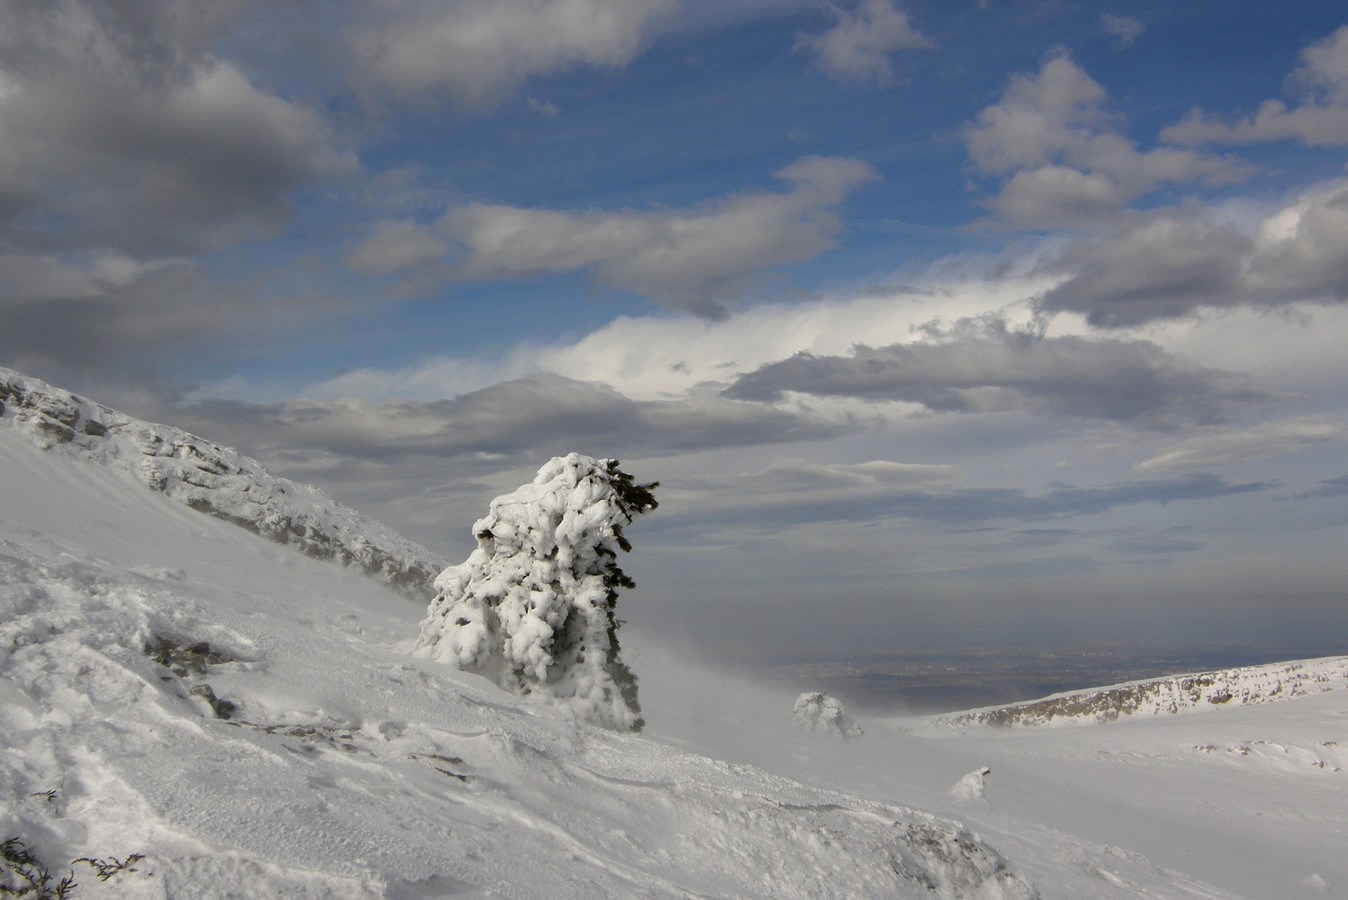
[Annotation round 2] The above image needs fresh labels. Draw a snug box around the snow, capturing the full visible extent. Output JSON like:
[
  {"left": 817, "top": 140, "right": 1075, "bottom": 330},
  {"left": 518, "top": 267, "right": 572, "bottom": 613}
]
[{"left": 3, "top": 370, "right": 1346, "bottom": 898}]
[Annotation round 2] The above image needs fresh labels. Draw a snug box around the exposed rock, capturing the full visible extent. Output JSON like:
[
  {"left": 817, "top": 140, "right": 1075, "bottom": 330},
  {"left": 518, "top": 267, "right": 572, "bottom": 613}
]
[{"left": 189, "top": 684, "right": 237, "bottom": 720}]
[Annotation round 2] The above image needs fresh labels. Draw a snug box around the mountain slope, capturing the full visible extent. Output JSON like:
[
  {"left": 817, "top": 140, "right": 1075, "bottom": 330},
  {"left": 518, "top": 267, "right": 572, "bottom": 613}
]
[
  {"left": 0, "top": 396, "right": 1033, "bottom": 898},
  {"left": 0, "top": 367, "right": 443, "bottom": 598}
]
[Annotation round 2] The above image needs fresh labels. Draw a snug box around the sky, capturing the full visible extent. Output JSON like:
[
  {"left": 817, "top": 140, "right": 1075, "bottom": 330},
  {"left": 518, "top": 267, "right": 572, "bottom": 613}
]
[{"left": 3, "top": 0, "right": 1347, "bottom": 664}]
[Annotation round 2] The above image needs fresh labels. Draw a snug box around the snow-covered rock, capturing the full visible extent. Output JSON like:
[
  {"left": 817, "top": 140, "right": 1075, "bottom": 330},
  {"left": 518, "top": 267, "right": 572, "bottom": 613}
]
[
  {"left": 414, "top": 453, "right": 656, "bottom": 731},
  {"left": 792, "top": 691, "right": 864, "bottom": 738},
  {"left": 0, "top": 367, "right": 443, "bottom": 598},
  {"left": 941, "top": 657, "right": 1348, "bottom": 727}
]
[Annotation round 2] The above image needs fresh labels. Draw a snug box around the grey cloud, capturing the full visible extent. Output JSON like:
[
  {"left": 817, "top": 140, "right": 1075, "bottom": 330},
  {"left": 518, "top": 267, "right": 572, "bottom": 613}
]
[
  {"left": 350, "top": 0, "right": 676, "bottom": 108},
  {"left": 1040, "top": 181, "right": 1348, "bottom": 326},
  {"left": 174, "top": 375, "right": 856, "bottom": 466},
  {"left": 988, "top": 166, "right": 1125, "bottom": 229},
  {"left": 796, "top": 0, "right": 930, "bottom": 86},
  {"left": 724, "top": 323, "right": 1266, "bottom": 427},
  {"left": 1132, "top": 421, "right": 1340, "bottom": 475},
  {"left": 0, "top": 0, "right": 358, "bottom": 381},
  {"left": 1292, "top": 474, "right": 1348, "bottom": 499},
  {"left": 433, "top": 156, "right": 879, "bottom": 317},
  {"left": 657, "top": 459, "right": 1268, "bottom": 529},
  {"left": 1037, "top": 213, "right": 1252, "bottom": 326},
  {"left": 346, "top": 219, "right": 451, "bottom": 276},
  {"left": 1162, "top": 25, "right": 1348, "bottom": 147},
  {"left": 0, "top": 1, "right": 356, "bottom": 257},
  {"left": 965, "top": 52, "right": 1249, "bottom": 229},
  {"left": 0, "top": 0, "right": 262, "bottom": 81},
  {"left": 0, "top": 260, "right": 264, "bottom": 381},
  {"left": 1108, "top": 535, "right": 1205, "bottom": 556}
]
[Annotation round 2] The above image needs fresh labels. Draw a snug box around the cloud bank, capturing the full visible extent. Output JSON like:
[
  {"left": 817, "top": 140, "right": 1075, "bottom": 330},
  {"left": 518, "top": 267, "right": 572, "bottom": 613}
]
[
  {"left": 349, "top": 156, "right": 880, "bottom": 317},
  {"left": 725, "top": 319, "right": 1268, "bottom": 427}
]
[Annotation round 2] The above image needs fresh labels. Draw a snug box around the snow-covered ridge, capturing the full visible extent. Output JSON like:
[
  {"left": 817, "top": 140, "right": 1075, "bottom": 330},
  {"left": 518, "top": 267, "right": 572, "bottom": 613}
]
[
  {"left": 941, "top": 656, "right": 1348, "bottom": 727},
  {"left": 0, "top": 367, "right": 443, "bottom": 598}
]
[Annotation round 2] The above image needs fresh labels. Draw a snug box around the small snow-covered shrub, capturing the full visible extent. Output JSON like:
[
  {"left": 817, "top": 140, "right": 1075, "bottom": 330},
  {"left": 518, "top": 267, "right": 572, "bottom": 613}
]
[
  {"left": 414, "top": 454, "right": 657, "bottom": 731},
  {"left": 792, "top": 692, "right": 863, "bottom": 739},
  {"left": 950, "top": 766, "right": 991, "bottom": 802}
]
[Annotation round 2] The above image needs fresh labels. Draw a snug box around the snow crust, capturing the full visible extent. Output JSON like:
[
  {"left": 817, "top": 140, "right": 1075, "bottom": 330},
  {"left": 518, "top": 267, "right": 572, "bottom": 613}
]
[
  {"left": 0, "top": 367, "right": 444, "bottom": 598},
  {"left": 0, "top": 421, "right": 1032, "bottom": 898}
]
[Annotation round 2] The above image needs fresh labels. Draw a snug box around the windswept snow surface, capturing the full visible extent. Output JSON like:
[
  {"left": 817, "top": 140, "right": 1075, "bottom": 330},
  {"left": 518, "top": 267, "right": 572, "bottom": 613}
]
[
  {"left": 0, "top": 425, "right": 1031, "bottom": 898},
  {"left": 635, "top": 643, "right": 1348, "bottom": 899}
]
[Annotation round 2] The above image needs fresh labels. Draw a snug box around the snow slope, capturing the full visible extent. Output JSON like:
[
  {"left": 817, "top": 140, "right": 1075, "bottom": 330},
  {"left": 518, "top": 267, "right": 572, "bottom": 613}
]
[
  {"left": 635, "top": 645, "right": 1348, "bottom": 899},
  {"left": 0, "top": 367, "right": 443, "bottom": 598},
  {"left": 0, "top": 419, "right": 1031, "bottom": 898}
]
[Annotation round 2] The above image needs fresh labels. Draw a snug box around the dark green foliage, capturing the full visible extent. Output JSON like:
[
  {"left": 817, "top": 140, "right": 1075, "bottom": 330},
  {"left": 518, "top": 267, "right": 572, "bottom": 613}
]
[
  {"left": 595, "top": 460, "right": 657, "bottom": 731},
  {"left": 603, "top": 459, "right": 659, "bottom": 555}
]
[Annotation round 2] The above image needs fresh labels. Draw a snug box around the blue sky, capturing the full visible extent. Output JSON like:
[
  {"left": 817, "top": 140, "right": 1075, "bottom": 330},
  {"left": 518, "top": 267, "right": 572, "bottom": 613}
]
[{"left": 4, "top": 1, "right": 1347, "bottom": 662}]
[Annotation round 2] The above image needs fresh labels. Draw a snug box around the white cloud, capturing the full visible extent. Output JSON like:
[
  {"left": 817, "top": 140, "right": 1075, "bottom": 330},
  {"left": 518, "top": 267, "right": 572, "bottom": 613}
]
[
  {"left": 1101, "top": 14, "right": 1144, "bottom": 50},
  {"left": 527, "top": 96, "right": 561, "bottom": 117},
  {"left": 437, "top": 156, "right": 880, "bottom": 317},
  {"left": 291, "top": 266, "right": 1055, "bottom": 406},
  {"left": 350, "top": 0, "right": 677, "bottom": 107},
  {"left": 1162, "top": 25, "right": 1348, "bottom": 147},
  {"left": 796, "top": 0, "right": 929, "bottom": 86},
  {"left": 966, "top": 52, "right": 1249, "bottom": 228},
  {"left": 1132, "top": 420, "right": 1341, "bottom": 474}
]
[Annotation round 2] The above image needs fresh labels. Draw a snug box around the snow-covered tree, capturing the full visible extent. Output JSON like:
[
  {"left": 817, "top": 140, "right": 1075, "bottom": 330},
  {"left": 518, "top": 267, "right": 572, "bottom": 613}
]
[
  {"left": 414, "top": 453, "right": 657, "bottom": 731},
  {"left": 792, "top": 692, "right": 863, "bottom": 739}
]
